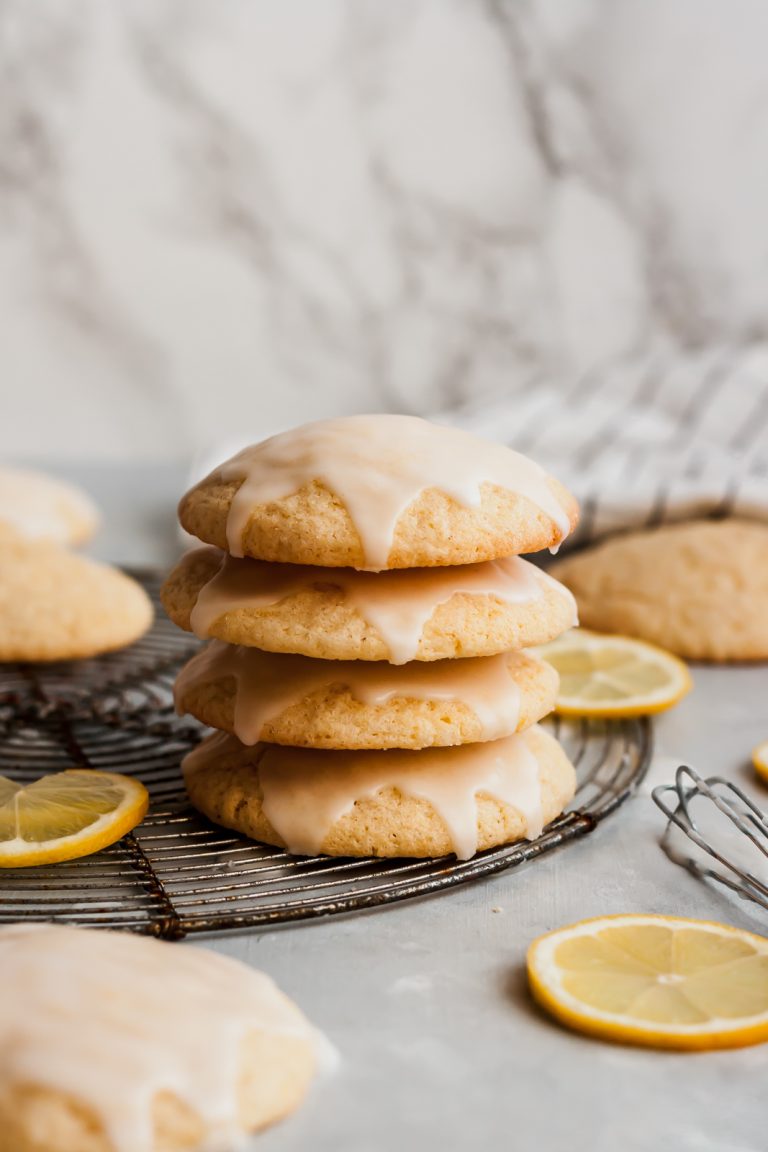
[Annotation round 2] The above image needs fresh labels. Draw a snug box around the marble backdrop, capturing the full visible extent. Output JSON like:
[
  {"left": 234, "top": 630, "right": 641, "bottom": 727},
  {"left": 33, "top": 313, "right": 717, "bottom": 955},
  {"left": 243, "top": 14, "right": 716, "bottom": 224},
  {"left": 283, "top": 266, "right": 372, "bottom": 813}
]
[{"left": 2, "top": 0, "right": 768, "bottom": 460}]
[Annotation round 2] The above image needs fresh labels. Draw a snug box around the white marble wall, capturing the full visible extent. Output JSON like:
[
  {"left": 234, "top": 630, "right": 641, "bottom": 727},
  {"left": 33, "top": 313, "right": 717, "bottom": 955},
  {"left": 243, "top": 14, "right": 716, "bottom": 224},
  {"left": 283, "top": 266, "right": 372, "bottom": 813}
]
[{"left": 3, "top": 0, "right": 768, "bottom": 461}]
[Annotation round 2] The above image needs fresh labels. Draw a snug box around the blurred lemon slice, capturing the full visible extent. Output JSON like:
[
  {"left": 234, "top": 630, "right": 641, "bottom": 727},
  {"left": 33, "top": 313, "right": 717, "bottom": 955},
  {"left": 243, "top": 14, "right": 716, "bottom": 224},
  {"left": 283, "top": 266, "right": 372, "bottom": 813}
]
[
  {"left": 0, "top": 770, "right": 149, "bottom": 867},
  {"left": 528, "top": 914, "right": 768, "bottom": 1050},
  {"left": 534, "top": 629, "right": 691, "bottom": 717},
  {"left": 753, "top": 741, "right": 768, "bottom": 784}
]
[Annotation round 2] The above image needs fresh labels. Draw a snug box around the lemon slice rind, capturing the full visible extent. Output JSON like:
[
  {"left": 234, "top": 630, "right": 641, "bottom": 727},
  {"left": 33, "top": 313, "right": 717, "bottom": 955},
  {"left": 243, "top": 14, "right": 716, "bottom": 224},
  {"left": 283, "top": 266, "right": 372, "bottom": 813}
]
[
  {"left": 534, "top": 630, "right": 692, "bottom": 718},
  {"left": 528, "top": 914, "right": 768, "bottom": 1050},
  {"left": 752, "top": 741, "right": 768, "bottom": 784},
  {"left": 0, "top": 770, "right": 149, "bottom": 868}
]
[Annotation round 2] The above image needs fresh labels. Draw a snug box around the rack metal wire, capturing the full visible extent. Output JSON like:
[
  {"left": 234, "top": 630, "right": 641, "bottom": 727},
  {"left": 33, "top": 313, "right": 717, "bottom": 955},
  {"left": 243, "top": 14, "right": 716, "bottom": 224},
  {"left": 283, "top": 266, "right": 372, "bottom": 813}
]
[{"left": 0, "top": 571, "right": 652, "bottom": 937}]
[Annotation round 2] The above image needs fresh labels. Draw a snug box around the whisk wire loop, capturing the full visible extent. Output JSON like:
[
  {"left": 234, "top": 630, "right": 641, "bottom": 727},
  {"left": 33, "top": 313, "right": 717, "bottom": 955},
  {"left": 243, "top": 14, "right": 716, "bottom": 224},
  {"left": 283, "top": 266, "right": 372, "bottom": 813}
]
[{"left": 653, "top": 766, "right": 768, "bottom": 912}]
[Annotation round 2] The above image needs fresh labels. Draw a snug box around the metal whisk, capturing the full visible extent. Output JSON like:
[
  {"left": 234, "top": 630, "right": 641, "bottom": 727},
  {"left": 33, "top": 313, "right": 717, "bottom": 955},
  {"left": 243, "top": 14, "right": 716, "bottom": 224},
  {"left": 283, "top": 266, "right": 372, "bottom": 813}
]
[{"left": 653, "top": 766, "right": 768, "bottom": 912}]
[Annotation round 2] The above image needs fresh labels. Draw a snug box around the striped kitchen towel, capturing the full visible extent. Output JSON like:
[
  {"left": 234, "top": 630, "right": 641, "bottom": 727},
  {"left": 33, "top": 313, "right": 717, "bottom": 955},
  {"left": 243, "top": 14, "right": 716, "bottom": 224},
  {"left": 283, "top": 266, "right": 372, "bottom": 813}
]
[{"left": 451, "top": 346, "right": 768, "bottom": 548}]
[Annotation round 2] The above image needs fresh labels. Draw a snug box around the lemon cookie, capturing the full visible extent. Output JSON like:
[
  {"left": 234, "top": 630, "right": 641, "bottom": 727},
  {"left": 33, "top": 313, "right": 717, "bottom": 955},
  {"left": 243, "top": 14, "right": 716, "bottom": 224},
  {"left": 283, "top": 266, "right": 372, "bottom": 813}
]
[
  {"left": 175, "top": 642, "right": 559, "bottom": 750},
  {"left": 178, "top": 415, "right": 578, "bottom": 569},
  {"left": 161, "top": 548, "right": 577, "bottom": 663},
  {"left": 0, "top": 923, "right": 320, "bottom": 1152},
  {"left": 551, "top": 518, "right": 768, "bottom": 661},
  {"left": 183, "top": 724, "right": 576, "bottom": 859},
  {"left": 0, "top": 537, "right": 153, "bottom": 661},
  {"left": 0, "top": 466, "right": 99, "bottom": 546}
]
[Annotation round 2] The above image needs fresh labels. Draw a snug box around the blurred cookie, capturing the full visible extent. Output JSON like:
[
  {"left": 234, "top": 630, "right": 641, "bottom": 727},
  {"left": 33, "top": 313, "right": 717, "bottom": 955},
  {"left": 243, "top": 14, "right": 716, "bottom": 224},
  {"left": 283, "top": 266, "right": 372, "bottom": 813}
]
[
  {"left": 161, "top": 547, "right": 577, "bottom": 663},
  {"left": 178, "top": 415, "right": 578, "bottom": 569},
  {"left": 551, "top": 518, "right": 768, "bottom": 661},
  {"left": 183, "top": 724, "right": 576, "bottom": 859},
  {"left": 0, "top": 923, "right": 319, "bottom": 1152},
  {"left": 0, "top": 537, "right": 153, "bottom": 661},
  {"left": 0, "top": 466, "right": 99, "bottom": 546},
  {"left": 175, "top": 642, "right": 559, "bottom": 750}
]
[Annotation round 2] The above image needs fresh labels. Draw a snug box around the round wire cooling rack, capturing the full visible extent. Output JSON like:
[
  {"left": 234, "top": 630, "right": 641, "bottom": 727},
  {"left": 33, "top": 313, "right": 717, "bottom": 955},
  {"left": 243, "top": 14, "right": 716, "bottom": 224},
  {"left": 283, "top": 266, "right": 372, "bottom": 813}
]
[{"left": 0, "top": 571, "right": 653, "bottom": 938}]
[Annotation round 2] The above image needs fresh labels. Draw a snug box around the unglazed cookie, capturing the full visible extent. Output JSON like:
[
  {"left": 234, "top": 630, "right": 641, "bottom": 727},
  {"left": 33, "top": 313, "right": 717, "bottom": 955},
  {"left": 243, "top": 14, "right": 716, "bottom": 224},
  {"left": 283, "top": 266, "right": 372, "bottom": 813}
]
[
  {"left": 0, "top": 537, "right": 153, "bottom": 661},
  {"left": 551, "top": 518, "right": 768, "bottom": 661},
  {"left": 175, "top": 642, "right": 559, "bottom": 750},
  {"left": 0, "top": 924, "right": 320, "bottom": 1152},
  {"left": 161, "top": 548, "right": 577, "bottom": 663},
  {"left": 0, "top": 466, "right": 99, "bottom": 546},
  {"left": 183, "top": 724, "right": 576, "bottom": 859},
  {"left": 178, "top": 415, "right": 578, "bottom": 569}
]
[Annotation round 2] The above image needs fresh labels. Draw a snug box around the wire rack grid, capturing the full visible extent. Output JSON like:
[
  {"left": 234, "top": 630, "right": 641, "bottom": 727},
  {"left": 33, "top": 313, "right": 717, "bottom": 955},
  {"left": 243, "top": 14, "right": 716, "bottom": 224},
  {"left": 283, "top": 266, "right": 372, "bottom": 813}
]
[{"left": 0, "top": 572, "right": 652, "bottom": 938}]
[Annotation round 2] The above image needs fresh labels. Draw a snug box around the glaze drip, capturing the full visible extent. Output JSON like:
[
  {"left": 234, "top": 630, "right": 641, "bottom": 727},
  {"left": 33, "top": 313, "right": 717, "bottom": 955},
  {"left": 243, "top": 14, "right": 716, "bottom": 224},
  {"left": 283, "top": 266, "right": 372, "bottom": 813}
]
[
  {"left": 188, "top": 549, "right": 574, "bottom": 664},
  {"left": 183, "top": 729, "right": 545, "bottom": 860},
  {"left": 175, "top": 641, "right": 533, "bottom": 744},
  {"left": 0, "top": 924, "right": 319, "bottom": 1152},
  {"left": 215, "top": 415, "right": 571, "bottom": 568}
]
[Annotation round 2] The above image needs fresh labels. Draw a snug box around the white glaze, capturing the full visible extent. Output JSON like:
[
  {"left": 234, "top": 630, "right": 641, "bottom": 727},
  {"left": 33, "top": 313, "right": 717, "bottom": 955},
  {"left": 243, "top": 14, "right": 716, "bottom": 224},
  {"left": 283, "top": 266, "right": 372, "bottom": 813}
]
[
  {"left": 215, "top": 415, "right": 571, "bottom": 569},
  {"left": 183, "top": 729, "right": 546, "bottom": 860},
  {"left": 175, "top": 641, "right": 535, "bottom": 745},
  {"left": 0, "top": 923, "right": 318, "bottom": 1152},
  {"left": 0, "top": 467, "right": 98, "bottom": 544},
  {"left": 188, "top": 548, "right": 575, "bottom": 664}
]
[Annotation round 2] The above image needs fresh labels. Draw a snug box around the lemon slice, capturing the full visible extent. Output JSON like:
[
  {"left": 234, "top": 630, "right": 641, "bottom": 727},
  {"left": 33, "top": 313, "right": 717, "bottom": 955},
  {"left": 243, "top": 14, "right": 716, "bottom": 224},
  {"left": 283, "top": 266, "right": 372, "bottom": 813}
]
[
  {"left": 534, "top": 629, "right": 692, "bottom": 717},
  {"left": 528, "top": 914, "right": 768, "bottom": 1050},
  {"left": 753, "top": 741, "right": 768, "bottom": 784},
  {"left": 0, "top": 770, "right": 149, "bottom": 868}
]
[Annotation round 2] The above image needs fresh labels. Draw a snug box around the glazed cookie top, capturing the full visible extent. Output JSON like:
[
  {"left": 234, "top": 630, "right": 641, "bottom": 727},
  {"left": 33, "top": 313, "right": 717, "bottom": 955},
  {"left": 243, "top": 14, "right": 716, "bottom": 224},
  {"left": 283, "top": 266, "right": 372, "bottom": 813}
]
[
  {"left": 0, "top": 537, "right": 153, "bottom": 661},
  {"left": 0, "top": 466, "right": 99, "bottom": 546},
  {"left": 161, "top": 546, "right": 577, "bottom": 662},
  {"left": 184, "top": 724, "right": 576, "bottom": 860},
  {"left": 178, "top": 415, "right": 578, "bottom": 569},
  {"left": 551, "top": 518, "right": 768, "bottom": 662},
  {"left": 174, "top": 641, "right": 558, "bottom": 749},
  {"left": 0, "top": 923, "right": 318, "bottom": 1152}
]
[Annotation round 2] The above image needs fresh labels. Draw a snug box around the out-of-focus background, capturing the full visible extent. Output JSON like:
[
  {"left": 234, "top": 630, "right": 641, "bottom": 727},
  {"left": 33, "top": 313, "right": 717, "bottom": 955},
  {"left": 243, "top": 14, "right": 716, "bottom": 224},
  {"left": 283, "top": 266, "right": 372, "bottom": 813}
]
[{"left": 4, "top": 0, "right": 768, "bottom": 462}]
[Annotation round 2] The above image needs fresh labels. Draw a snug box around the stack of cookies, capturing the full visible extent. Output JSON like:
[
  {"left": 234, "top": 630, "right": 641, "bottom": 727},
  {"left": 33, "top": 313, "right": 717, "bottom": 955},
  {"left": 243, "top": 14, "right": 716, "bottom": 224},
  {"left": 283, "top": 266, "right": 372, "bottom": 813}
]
[{"left": 161, "top": 415, "right": 580, "bottom": 860}]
